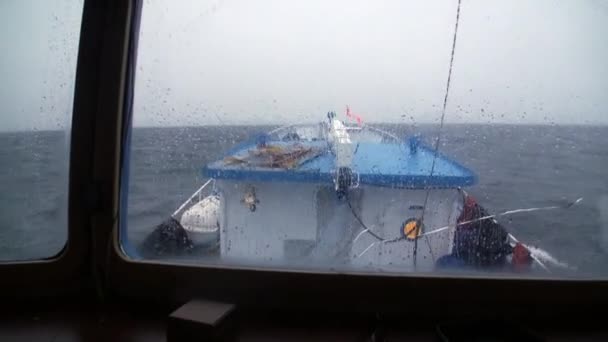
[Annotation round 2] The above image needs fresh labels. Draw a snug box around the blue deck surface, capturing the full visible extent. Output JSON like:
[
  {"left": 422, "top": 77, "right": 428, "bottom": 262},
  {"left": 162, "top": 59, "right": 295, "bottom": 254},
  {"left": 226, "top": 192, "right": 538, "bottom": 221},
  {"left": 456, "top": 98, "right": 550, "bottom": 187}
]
[{"left": 204, "top": 138, "right": 477, "bottom": 189}]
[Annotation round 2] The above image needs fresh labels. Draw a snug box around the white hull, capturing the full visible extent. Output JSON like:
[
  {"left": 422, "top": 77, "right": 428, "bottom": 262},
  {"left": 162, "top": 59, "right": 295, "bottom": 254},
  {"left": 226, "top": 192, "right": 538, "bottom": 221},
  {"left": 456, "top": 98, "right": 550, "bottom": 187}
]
[{"left": 213, "top": 180, "right": 462, "bottom": 271}]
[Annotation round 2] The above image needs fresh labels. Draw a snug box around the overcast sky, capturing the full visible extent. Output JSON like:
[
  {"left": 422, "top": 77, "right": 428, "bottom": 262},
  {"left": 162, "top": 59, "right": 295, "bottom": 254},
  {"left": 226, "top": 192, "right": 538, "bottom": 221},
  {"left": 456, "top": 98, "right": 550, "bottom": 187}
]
[
  {"left": 0, "top": 0, "right": 82, "bottom": 131},
  {"left": 1, "top": 0, "right": 608, "bottom": 131}
]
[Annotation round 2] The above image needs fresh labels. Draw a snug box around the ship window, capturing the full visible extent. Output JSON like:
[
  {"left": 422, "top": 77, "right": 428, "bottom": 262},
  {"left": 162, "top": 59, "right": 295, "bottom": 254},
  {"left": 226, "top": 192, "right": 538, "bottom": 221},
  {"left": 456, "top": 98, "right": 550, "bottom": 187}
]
[
  {"left": 123, "top": 0, "right": 608, "bottom": 278},
  {"left": 0, "top": 1, "right": 83, "bottom": 261}
]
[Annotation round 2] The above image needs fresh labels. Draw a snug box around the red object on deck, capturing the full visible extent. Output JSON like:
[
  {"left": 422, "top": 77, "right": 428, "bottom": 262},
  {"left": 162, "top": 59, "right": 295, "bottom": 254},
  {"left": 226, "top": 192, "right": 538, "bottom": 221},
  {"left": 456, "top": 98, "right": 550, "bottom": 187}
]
[
  {"left": 345, "top": 106, "right": 363, "bottom": 126},
  {"left": 457, "top": 193, "right": 479, "bottom": 226},
  {"left": 512, "top": 242, "right": 532, "bottom": 271}
]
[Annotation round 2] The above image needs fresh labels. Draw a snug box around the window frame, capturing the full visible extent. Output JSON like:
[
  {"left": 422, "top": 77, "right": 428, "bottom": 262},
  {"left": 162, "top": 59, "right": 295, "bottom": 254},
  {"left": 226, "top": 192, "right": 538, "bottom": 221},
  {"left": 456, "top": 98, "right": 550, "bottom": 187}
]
[
  {"left": 108, "top": 0, "right": 608, "bottom": 319},
  {"left": 1, "top": 0, "right": 606, "bottom": 320},
  {"left": 0, "top": 0, "right": 132, "bottom": 300}
]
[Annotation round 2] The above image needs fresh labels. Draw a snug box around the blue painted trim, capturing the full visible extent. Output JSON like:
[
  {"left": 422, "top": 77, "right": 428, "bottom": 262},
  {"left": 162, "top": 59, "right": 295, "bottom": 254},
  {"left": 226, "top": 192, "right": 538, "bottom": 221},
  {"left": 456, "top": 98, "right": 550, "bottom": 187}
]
[
  {"left": 204, "top": 166, "right": 334, "bottom": 184},
  {"left": 205, "top": 167, "right": 476, "bottom": 189},
  {"left": 359, "top": 173, "right": 477, "bottom": 188},
  {"left": 407, "top": 136, "right": 421, "bottom": 154},
  {"left": 204, "top": 135, "right": 478, "bottom": 189}
]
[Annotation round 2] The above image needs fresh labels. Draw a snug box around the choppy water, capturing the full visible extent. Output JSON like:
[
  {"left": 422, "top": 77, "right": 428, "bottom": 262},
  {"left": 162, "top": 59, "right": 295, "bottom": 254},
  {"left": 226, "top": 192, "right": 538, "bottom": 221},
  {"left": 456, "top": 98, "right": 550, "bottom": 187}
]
[{"left": 2, "top": 125, "right": 608, "bottom": 277}]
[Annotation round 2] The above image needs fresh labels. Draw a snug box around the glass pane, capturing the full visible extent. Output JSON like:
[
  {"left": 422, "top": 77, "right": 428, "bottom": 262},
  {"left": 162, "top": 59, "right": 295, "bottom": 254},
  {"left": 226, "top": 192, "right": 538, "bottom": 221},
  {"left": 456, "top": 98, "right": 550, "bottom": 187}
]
[
  {"left": 0, "top": 1, "right": 82, "bottom": 260},
  {"left": 125, "top": 0, "right": 608, "bottom": 277}
]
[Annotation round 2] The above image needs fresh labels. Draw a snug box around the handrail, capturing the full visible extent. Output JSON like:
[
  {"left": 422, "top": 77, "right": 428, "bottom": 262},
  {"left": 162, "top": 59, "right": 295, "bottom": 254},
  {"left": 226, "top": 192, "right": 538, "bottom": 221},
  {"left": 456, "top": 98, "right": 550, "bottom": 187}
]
[
  {"left": 269, "top": 122, "right": 400, "bottom": 142},
  {"left": 172, "top": 179, "right": 214, "bottom": 218},
  {"left": 365, "top": 126, "right": 400, "bottom": 142}
]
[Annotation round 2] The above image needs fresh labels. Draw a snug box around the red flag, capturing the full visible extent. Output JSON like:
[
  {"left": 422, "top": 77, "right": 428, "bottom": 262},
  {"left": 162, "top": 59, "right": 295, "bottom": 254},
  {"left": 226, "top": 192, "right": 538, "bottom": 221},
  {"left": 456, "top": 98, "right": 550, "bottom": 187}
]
[{"left": 345, "top": 105, "right": 363, "bottom": 126}]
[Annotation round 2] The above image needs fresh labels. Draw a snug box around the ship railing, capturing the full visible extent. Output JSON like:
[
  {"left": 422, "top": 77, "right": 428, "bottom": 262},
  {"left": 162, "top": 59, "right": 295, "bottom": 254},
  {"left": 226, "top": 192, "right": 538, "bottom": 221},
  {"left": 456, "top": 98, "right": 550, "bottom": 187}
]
[{"left": 172, "top": 178, "right": 215, "bottom": 218}]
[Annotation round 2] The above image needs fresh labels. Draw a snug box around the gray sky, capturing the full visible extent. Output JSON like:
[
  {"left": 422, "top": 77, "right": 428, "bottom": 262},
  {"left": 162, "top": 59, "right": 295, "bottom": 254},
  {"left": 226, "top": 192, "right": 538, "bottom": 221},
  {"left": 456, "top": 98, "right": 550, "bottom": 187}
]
[
  {"left": 1, "top": 1, "right": 607, "bottom": 131},
  {"left": 0, "top": 0, "right": 82, "bottom": 132},
  {"left": 133, "top": 0, "right": 608, "bottom": 126}
]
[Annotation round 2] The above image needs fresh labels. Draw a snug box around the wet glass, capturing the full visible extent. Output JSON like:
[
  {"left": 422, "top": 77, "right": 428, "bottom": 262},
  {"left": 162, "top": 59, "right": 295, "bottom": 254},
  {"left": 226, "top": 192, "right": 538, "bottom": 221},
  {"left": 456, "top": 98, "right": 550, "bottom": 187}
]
[
  {"left": 0, "top": 1, "right": 83, "bottom": 261},
  {"left": 125, "top": 0, "right": 608, "bottom": 277}
]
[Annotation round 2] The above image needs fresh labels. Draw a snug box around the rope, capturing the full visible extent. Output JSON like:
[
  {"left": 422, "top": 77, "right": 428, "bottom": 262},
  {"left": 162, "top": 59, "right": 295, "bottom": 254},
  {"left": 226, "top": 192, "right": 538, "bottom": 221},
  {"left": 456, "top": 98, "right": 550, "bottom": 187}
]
[
  {"left": 419, "top": 198, "right": 583, "bottom": 238},
  {"left": 347, "top": 197, "right": 385, "bottom": 241},
  {"left": 355, "top": 198, "right": 583, "bottom": 261},
  {"left": 347, "top": 0, "right": 576, "bottom": 273}
]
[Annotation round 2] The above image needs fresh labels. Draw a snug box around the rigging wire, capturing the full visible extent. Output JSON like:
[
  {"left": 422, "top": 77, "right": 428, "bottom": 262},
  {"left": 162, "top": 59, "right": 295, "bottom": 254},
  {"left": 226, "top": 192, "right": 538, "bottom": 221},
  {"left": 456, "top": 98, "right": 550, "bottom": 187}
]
[
  {"left": 354, "top": 198, "right": 583, "bottom": 270},
  {"left": 347, "top": 0, "right": 464, "bottom": 263},
  {"left": 418, "top": 198, "right": 583, "bottom": 238},
  {"left": 415, "top": 0, "right": 463, "bottom": 269},
  {"left": 347, "top": 198, "right": 384, "bottom": 241},
  {"left": 346, "top": 0, "right": 577, "bottom": 273}
]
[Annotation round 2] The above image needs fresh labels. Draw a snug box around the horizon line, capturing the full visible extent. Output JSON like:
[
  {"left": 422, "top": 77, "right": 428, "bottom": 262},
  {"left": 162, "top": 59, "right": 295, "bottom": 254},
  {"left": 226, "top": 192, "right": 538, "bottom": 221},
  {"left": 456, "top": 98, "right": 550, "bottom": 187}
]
[{"left": 2, "top": 121, "right": 608, "bottom": 134}]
